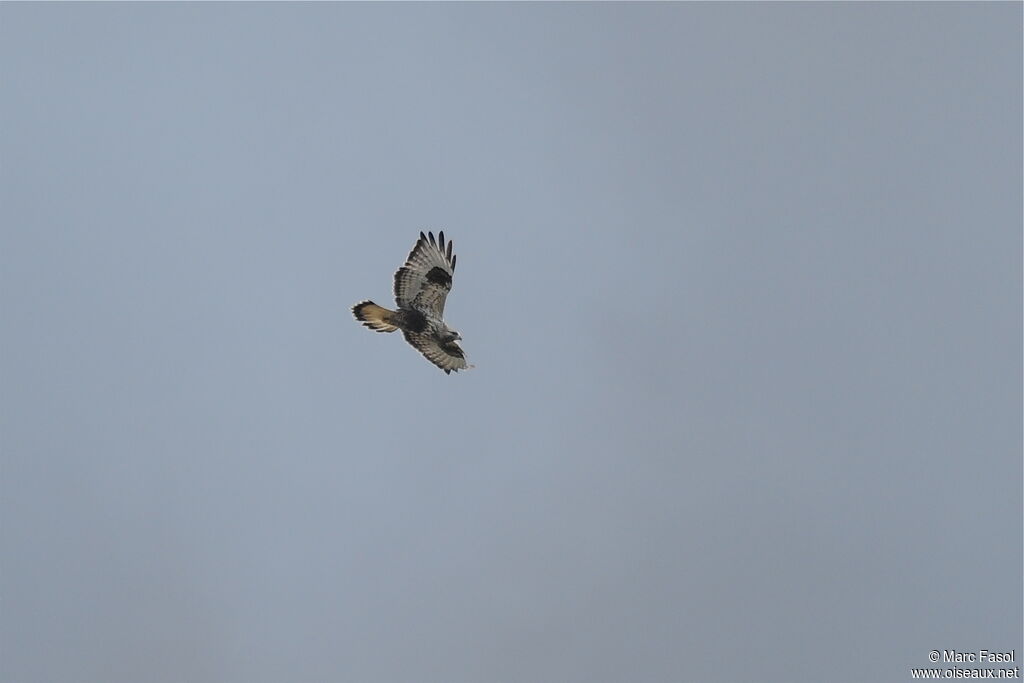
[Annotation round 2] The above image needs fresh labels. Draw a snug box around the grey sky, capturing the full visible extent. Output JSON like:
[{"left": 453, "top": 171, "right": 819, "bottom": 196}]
[{"left": 1, "top": 3, "right": 1020, "bottom": 682}]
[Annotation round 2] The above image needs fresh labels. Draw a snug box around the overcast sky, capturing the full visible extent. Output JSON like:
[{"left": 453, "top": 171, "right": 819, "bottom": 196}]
[{"left": 1, "top": 4, "right": 1020, "bottom": 683}]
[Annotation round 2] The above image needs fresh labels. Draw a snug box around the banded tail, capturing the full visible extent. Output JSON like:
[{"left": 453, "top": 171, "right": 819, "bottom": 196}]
[{"left": 352, "top": 300, "right": 399, "bottom": 333}]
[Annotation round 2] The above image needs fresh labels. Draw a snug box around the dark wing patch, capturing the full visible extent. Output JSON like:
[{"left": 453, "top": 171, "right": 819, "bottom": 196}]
[
  {"left": 402, "top": 331, "right": 470, "bottom": 374},
  {"left": 425, "top": 266, "right": 452, "bottom": 287},
  {"left": 393, "top": 231, "right": 456, "bottom": 316}
]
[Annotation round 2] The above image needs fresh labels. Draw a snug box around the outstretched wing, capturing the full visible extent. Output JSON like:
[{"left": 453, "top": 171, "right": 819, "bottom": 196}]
[
  {"left": 402, "top": 331, "right": 470, "bottom": 375},
  {"left": 393, "top": 231, "right": 456, "bottom": 316}
]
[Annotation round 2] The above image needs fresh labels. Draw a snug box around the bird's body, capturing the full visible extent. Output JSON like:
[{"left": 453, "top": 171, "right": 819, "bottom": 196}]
[{"left": 352, "top": 231, "right": 471, "bottom": 374}]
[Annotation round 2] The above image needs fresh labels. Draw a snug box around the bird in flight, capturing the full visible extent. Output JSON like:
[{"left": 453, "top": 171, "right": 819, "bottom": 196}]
[{"left": 352, "top": 231, "right": 471, "bottom": 374}]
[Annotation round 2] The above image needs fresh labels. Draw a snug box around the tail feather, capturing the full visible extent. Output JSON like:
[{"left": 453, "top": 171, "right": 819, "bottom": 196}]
[{"left": 352, "top": 301, "right": 399, "bottom": 333}]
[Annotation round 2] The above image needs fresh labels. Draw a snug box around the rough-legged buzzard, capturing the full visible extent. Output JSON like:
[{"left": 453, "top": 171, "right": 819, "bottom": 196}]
[{"left": 352, "top": 231, "right": 471, "bottom": 374}]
